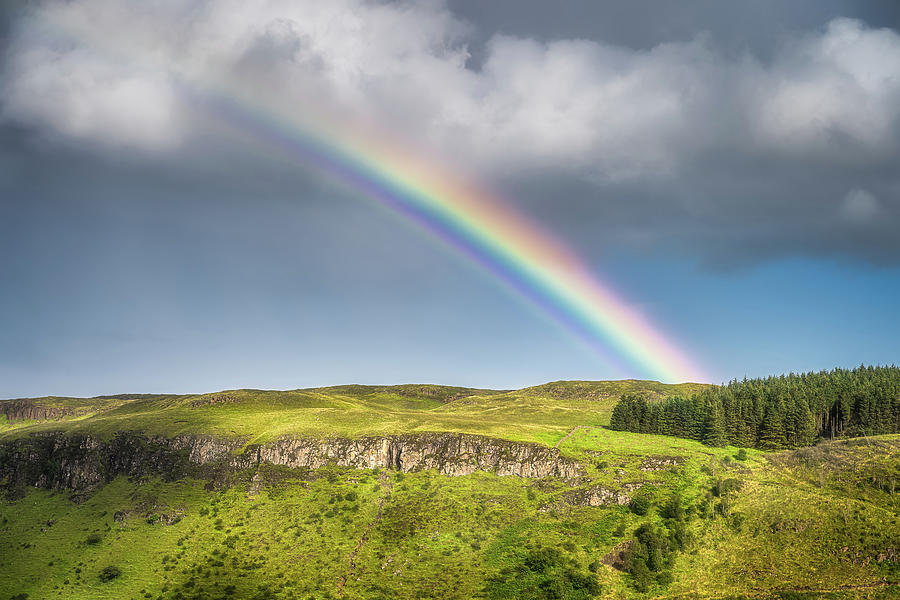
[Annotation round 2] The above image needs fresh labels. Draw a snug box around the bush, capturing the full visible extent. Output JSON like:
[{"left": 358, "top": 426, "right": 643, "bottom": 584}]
[
  {"left": 629, "top": 495, "right": 651, "bottom": 516},
  {"left": 735, "top": 448, "right": 748, "bottom": 461},
  {"left": 711, "top": 478, "right": 742, "bottom": 497},
  {"left": 485, "top": 547, "right": 601, "bottom": 599},
  {"left": 98, "top": 565, "right": 121, "bottom": 582},
  {"left": 85, "top": 533, "right": 102, "bottom": 545},
  {"left": 622, "top": 522, "right": 684, "bottom": 591},
  {"left": 659, "top": 494, "right": 684, "bottom": 521}
]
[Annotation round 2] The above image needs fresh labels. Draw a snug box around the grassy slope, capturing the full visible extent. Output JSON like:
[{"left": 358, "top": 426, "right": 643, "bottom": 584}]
[
  {"left": 0, "top": 380, "right": 700, "bottom": 446},
  {"left": 1, "top": 381, "right": 898, "bottom": 599}
]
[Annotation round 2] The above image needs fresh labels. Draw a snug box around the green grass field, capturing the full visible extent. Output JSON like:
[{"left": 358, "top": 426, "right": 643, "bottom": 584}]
[
  {"left": 1, "top": 381, "right": 897, "bottom": 599},
  {"left": 0, "top": 380, "right": 704, "bottom": 447}
]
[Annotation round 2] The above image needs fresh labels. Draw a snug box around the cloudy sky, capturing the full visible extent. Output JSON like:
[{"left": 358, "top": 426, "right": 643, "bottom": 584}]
[{"left": 2, "top": 0, "right": 899, "bottom": 397}]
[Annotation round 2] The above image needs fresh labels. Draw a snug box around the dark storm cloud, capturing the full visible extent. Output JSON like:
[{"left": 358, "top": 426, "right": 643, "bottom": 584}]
[
  {"left": 450, "top": 0, "right": 900, "bottom": 57},
  {"left": 1, "top": 0, "right": 899, "bottom": 267}
]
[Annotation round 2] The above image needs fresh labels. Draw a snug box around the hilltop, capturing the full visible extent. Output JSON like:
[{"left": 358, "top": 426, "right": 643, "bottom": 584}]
[{"left": 0, "top": 379, "right": 708, "bottom": 447}]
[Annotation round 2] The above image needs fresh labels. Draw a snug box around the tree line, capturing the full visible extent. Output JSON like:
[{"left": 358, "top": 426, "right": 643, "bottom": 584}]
[{"left": 609, "top": 365, "right": 900, "bottom": 449}]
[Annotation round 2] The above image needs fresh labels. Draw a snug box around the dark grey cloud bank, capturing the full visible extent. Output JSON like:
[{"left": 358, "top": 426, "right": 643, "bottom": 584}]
[
  {"left": 1, "top": 0, "right": 899, "bottom": 269},
  {"left": 451, "top": 0, "right": 900, "bottom": 56}
]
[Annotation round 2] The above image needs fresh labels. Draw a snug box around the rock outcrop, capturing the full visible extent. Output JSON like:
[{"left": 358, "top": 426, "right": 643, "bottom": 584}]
[
  {"left": 0, "top": 431, "right": 582, "bottom": 496},
  {"left": 0, "top": 400, "right": 85, "bottom": 422},
  {"left": 539, "top": 481, "right": 659, "bottom": 511}
]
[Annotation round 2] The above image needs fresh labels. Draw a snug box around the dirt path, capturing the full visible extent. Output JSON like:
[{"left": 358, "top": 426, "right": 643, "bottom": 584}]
[
  {"left": 336, "top": 472, "right": 393, "bottom": 594},
  {"left": 554, "top": 425, "right": 596, "bottom": 448}
]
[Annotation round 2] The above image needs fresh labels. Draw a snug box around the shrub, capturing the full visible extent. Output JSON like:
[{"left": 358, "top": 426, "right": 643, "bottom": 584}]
[
  {"left": 485, "top": 547, "right": 600, "bottom": 599},
  {"left": 85, "top": 533, "right": 102, "bottom": 545},
  {"left": 659, "top": 494, "right": 684, "bottom": 521},
  {"left": 711, "top": 478, "right": 742, "bottom": 497},
  {"left": 629, "top": 495, "right": 651, "bottom": 516},
  {"left": 98, "top": 565, "right": 121, "bottom": 582},
  {"left": 621, "top": 522, "right": 685, "bottom": 591},
  {"left": 735, "top": 448, "right": 748, "bottom": 461}
]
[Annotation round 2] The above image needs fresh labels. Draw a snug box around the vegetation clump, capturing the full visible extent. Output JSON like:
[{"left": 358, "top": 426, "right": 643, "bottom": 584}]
[
  {"left": 98, "top": 565, "right": 121, "bottom": 582},
  {"left": 628, "top": 494, "right": 651, "bottom": 516},
  {"left": 484, "top": 547, "right": 600, "bottom": 599},
  {"left": 84, "top": 533, "right": 102, "bottom": 545}
]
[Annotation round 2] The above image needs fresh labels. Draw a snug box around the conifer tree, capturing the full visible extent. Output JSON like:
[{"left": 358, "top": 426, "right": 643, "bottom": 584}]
[
  {"left": 702, "top": 401, "right": 728, "bottom": 447},
  {"left": 758, "top": 402, "right": 786, "bottom": 449}
]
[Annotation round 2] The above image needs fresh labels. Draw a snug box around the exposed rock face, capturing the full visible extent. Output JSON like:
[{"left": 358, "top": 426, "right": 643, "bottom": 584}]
[
  {"left": 0, "top": 432, "right": 582, "bottom": 495},
  {"left": 540, "top": 481, "right": 658, "bottom": 511},
  {"left": 252, "top": 433, "right": 582, "bottom": 478},
  {"left": 0, "top": 434, "right": 194, "bottom": 494},
  {"left": 0, "top": 400, "right": 84, "bottom": 422},
  {"left": 566, "top": 485, "right": 632, "bottom": 506}
]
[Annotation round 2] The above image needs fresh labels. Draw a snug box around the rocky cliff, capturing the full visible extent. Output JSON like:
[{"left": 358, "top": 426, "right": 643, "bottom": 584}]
[
  {"left": 0, "top": 400, "right": 86, "bottom": 422},
  {"left": 0, "top": 432, "right": 582, "bottom": 495}
]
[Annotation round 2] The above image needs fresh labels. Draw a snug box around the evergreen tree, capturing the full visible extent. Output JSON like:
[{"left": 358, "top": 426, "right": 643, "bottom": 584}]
[
  {"left": 702, "top": 401, "right": 728, "bottom": 447},
  {"left": 758, "top": 402, "right": 786, "bottom": 449}
]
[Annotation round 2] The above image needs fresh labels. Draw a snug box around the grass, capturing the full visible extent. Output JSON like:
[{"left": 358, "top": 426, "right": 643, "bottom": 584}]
[
  {"left": 0, "top": 380, "right": 700, "bottom": 445},
  {"left": 1, "top": 381, "right": 897, "bottom": 599}
]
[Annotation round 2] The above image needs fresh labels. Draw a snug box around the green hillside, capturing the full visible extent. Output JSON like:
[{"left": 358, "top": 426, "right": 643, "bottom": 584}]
[
  {"left": 1, "top": 380, "right": 897, "bottom": 600},
  {"left": 0, "top": 379, "right": 703, "bottom": 447}
]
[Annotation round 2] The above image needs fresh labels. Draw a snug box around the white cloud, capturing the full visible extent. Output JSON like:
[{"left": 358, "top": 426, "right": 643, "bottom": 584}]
[
  {"left": 3, "top": 30, "right": 182, "bottom": 150},
  {"left": 747, "top": 18, "right": 900, "bottom": 157},
  {"left": 3, "top": 2, "right": 900, "bottom": 179}
]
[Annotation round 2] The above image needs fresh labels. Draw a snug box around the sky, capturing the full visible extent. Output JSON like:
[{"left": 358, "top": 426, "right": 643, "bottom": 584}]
[{"left": 1, "top": 0, "right": 899, "bottom": 398}]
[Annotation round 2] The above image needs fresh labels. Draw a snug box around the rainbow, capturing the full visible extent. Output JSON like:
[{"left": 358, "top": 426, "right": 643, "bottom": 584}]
[
  {"left": 205, "top": 91, "right": 705, "bottom": 383},
  {"left": 35, "top": 10, "right": 706, "bottom": 383}
]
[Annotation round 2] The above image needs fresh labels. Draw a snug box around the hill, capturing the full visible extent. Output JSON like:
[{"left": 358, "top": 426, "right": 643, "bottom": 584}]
[
  {"left": 0, "top": 379, "right": 897, "bottom": 600},
  {"left": 1, "top": 379, "right": 706, "bottom": 447}
]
